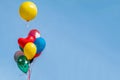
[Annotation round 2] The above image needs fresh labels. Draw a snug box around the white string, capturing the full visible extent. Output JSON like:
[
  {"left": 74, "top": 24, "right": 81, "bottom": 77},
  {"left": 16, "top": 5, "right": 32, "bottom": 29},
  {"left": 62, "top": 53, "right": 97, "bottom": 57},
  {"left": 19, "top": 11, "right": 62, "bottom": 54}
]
[{"left": 26, "top": 22, "right": 29, "bottom": 28}]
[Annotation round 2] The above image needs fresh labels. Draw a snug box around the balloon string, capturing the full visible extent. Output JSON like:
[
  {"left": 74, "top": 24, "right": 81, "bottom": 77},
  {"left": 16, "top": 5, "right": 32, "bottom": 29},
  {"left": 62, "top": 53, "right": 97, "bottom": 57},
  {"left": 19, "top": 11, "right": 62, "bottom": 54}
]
[
  {"left": 26, "top": 22, "right": 29, "bottom": 28},
  {"left": 27, "top": 69, "right": 31, "bottom": 80}
]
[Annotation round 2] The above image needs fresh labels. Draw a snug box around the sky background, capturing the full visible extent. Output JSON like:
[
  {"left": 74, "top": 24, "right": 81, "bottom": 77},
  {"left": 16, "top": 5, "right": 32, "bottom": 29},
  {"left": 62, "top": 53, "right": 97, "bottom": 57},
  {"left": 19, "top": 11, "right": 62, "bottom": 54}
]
[{"left": 0, "top": 0, "right": 120, "bottom": 80}]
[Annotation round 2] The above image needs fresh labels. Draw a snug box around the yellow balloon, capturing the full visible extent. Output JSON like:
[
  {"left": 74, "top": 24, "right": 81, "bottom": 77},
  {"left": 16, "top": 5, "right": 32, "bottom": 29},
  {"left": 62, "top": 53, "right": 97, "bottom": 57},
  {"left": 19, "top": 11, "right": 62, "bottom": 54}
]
[
  {"left": 19, "top": 1, "right": 38, "bottom": 21},
  {"left": 24, "top": 42, "right": 37, "bottom": 60}
]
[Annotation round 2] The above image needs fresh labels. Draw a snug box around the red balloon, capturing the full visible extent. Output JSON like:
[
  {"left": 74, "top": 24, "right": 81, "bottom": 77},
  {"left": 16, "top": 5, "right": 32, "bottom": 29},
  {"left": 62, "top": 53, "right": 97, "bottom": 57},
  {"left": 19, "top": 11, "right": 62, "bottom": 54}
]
[
  {"left": 28, "top": 29, "right": 40, "bottom": 38},
  {"left": 18, "top": 36, "right": 35, "bottom": 48},
  {"left": 34, "top": 53, "right": 41, "bottom": 58}
]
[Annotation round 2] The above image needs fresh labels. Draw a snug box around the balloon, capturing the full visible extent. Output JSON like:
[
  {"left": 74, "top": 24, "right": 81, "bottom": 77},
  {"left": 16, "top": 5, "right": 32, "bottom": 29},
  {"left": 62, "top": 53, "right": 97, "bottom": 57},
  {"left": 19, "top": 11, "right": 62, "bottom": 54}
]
[
  {"left": 18, "top": 36, "right": 35, "bottom": 48},
  {"left": 34, "top": 37, "right": 46, "bottom": 54},
  {"left": 17, "top": 55, "right": 30, "bottom": 73},
  {"left": 24, "top": 42, "right": 37, "bottom": 60},
  {"left": 28, "top": 29, "right": 40, "bottom": 38},
  {"left": 19, "top": 46, "right": 23, "bottom": 52},
  {"left": 34, "top": 53, "right": 41, "bottom": 58},
  {"left": 19, "top": 1, "right": 38, "bottom": 21},
  {"left": 14, "top": 51, "right": 24, "bottom": 62},
  {"left": 30, "top": 59, "right": 34, "bottom": 63}
]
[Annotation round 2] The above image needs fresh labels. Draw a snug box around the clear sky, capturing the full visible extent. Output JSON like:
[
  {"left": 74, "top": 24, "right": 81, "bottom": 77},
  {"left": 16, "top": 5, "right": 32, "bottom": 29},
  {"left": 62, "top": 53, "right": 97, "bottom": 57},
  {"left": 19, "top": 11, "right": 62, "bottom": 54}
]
[{"left": 0, "top": 0, "right": 120, "bottom": 80}]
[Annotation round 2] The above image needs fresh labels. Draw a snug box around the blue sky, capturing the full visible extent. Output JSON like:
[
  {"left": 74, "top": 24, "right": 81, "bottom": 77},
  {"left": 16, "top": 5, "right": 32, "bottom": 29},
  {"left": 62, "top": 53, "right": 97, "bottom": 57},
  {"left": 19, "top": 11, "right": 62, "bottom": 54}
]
[{"left": 0, "top": 0, "right": 120, "bottom": 80}]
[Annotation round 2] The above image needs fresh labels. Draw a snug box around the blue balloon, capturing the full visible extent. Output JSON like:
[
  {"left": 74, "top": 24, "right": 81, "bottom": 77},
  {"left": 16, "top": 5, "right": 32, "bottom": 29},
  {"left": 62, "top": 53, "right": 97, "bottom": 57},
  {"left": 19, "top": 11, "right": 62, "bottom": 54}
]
[{"left": 34, "top": 37, "right": 46, "bottom": 54}]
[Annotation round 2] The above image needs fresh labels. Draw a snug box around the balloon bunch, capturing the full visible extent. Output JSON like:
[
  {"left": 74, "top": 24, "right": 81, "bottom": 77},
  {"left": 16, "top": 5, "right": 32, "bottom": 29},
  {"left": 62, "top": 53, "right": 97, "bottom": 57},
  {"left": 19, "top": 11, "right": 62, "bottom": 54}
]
[
  {"left": 14, "top": 29, "right": 46, "bottom": 73},
  {"left": 14, "top": 1, "right": 46, "bottom": 80}
]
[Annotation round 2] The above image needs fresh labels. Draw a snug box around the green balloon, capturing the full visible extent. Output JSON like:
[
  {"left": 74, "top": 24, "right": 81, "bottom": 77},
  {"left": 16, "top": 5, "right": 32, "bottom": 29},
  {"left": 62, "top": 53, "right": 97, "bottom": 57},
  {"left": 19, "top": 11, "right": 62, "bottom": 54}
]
[
  {"left": 17, "top": 55, "right": 30, "bottom": 73},
  {"left": 19, "top": 46, "right": 23, "bottom": 52}
]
